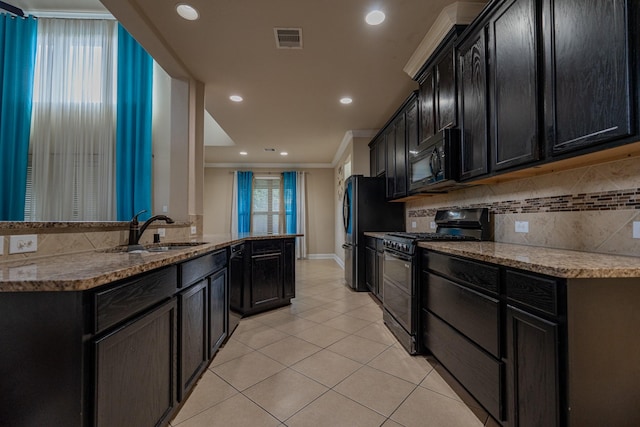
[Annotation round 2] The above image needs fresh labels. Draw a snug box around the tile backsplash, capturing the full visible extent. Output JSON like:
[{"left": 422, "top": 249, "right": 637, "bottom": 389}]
[
  {"left": 406, "top": 156, "right": 640, "bottom": 257},
  {"left": 0, "top": 223, "right": 193, "bottom": 262}
]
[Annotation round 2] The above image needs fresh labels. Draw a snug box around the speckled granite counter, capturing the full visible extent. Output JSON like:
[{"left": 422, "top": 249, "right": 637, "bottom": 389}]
[
  {"left": 0, "top": 233, "right": 300, "bottom": 292},
  {"left": 418, "top": 241, "right": 640, "bottom": 279},
  {"left": 364, "top": 231, "right": 394, "bottom": 239}
]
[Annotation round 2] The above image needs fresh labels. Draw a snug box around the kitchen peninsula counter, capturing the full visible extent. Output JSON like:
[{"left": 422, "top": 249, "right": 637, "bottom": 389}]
[
  {"left": 0, "top": 233, "right": 301, "bottom": 292},
  {"left": 418, "top": 241, "right": 640, "bottom": 279}
]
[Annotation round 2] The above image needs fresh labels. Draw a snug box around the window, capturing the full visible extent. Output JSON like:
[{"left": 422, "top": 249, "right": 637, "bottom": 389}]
[{"left": 252, "top": 177, "right": 280, "bottom": 234}]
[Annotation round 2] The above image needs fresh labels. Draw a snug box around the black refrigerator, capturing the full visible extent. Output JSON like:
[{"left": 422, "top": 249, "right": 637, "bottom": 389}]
[{"left": 342, "top": 175, "right": 404, "bottom": 291}]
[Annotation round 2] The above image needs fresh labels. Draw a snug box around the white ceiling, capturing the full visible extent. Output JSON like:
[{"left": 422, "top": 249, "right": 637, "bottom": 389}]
[{"left": 12, "top": 0, "right": 487, "bottom": 166}]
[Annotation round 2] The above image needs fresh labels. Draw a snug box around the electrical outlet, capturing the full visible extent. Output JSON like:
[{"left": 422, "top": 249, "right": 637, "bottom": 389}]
[
  {"left": 158, "top": 228, "right": 166, "bottom": 238},
  {"left": 9, "top": 265, "right": 38, "bottom": 280},
  {"left": 0, "top": 236, "right": 3, "bottom": 255},
  {"left": 430, "top": 221, "right": 437, "bottom": 230},
  {"left": 190, "top": 225, "right": 197, "bottom": 235},
  {"left": 633, "top": 221, "right": 640, "bottom": 239},
  {"left": 162, "top": 205, "right": 168, "bottom": 213},
  {"left": 515, "top": 221, "right": 529, "bottom": 233},
  {"left": 411, "top": 221, "right": 417, "bottom": 229},
  {"left": 9, "top": 235, "right": 38, "bottom": 254}
]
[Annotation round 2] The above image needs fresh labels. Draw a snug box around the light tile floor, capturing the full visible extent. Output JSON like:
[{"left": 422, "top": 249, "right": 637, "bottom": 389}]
[{"left": 170, "top": 259, "right": 496, "bottom": 427}]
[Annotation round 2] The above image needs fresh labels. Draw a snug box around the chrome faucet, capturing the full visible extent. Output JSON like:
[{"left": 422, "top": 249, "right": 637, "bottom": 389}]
[{"left": 128, "top": 210, "right": 175, "bottom": 250}]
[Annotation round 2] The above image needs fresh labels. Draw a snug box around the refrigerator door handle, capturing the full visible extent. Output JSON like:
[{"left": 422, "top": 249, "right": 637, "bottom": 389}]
[{"left": 342, "top": 244, "right": 350, "bottom": 249}]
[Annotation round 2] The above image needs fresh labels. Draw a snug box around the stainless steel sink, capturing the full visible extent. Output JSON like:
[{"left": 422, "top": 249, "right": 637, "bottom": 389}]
[
  {"left": 145, "top": 242, "right": 207, "bottom": 252},
  {"left": 100, "top": 242, "right": 207, "bottom": 253}
]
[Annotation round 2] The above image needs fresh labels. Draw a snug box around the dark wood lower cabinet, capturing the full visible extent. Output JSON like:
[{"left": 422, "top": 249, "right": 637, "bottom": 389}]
[
  {"left": 506, "top": 306, "right": 560, "bottom": 427},
  {"left": 422, "top": 310, "right": 504, "bottom": 421},
  {"left": 365, "top": 244, "right": 377, "bottom": 294},
  {"left": 421, "top": 249, "right": 568, "bottom": 426},
  {"left": 233, "top": 238, "right": 297, "bottom": 316},
  {"left": 251, "top": 252, "right": 282, "bottom": 306},
  {"left": 283, "top": 239, "right": 296, "bottom": 299},
  {"left": 178, "top": 280, "right": 208, "bottom": 400},
  {"left": 364, "top": 237, "right": 384, "bottom": 301},
  {"left": 95, "top": 299, "right": 177, "bottom": 427},
  {"left": 208, "top": 268, "right": 228, "bottom": 357},
  {"left": 0, "top": 239, "right": 297, "bottom": 426}
]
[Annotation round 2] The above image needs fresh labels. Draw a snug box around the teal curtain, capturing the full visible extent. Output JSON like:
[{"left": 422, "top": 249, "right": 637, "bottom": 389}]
[
  {"left": 283, "top": 171, "right": 297, "bottom": 234},
  {"left": 237, "top": 171, "right": 252, "bottom": 233},
  {"left": 116, "top": 24, "right": 153, "bottom": 221},
  {"left": 0, "top": 14, "right": 37, "bottom": 220}
]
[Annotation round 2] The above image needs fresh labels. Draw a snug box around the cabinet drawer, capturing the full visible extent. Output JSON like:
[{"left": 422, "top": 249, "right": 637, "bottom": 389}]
[
  {"left": 426, "top": 251, "right": 499, "bottom": 295},
  {"left": 251, "top": 239, "right": 282, "bottom": 254},
  {"left": 180, "top": 249, "right": 227, "bottom": 288},
  {"left": 505, "top": 270, "right": 561, "bottom": 317},
  {"left": 422, "top": 310, "right": 504, "bottom": 421},
  {"left": 423, "top": 272, "right": 500, "bottom": 357},
  {"left": 94, "top": 265, "right": 177, "bottom": 334}
]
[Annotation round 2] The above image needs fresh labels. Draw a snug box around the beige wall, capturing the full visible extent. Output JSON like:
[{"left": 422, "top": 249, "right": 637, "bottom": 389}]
[
  {"left": 151, "top": 63, "right": 192, "bottom": 223},
  {"left": 406, "top": 156, "right": 640, "bottom": 256},
  {"left": 203, "top": 167, "right": 335, "bottom": 256}
]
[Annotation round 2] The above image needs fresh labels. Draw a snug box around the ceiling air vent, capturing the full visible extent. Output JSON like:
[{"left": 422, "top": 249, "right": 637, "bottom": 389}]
[
  {"left": 274, "top": 27, "right": 303, "bottom": 49},
  {"left": 264, "top": 148, "right": 276, "bottom": 152}
]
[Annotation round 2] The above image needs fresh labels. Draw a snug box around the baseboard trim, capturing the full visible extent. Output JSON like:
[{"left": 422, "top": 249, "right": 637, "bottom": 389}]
[{"left": 304, "top": 254, "right": 344, "bottom": 269}]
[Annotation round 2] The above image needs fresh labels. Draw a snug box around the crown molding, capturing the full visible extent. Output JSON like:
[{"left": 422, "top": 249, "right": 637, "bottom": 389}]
[
  {"left": 331, "top": 129, "right": 378, "bottom": 167},
  {"left": 403, "top": 1, "right": 487, "bottom": 79},
  {"left": 205, "top": 163, "right": 333, "bottom": 169}
]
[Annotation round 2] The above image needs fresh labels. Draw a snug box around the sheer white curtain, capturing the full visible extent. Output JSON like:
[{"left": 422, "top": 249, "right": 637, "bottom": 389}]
[
  {"left": 296, "top": 171, "right": 307, "bottom": 259},
  {"left": 231, "top": 171, "right": 238, "bottom": 234},
  {"left": 28, "top": 18, "right": 117, "bottom": 220}
]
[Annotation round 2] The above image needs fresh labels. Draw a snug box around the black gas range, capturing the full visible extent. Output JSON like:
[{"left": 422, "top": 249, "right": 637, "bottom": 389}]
[{"left": 382, "top": 208, "right": 492, "bottom": 354}]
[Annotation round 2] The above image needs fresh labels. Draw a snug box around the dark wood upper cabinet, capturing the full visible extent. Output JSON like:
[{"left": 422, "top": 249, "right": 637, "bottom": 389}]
[
  {"left": 489, "top": 0, "right": 541, "bottom": 170},
  {"left": 543, "top": 0, "right": 633, "bottom": 155},
  {"left": 385, "top": 126, "right": 396, "bottom": 199},
  {"left": 393, "top": 112, "right": 408, "bottom": 198},
  {"left": 436, "top": 49, "right": 457, "bottom": 132},
  {"left": 369, "top": 133, "right": 386, "bottom": 177},
  {"left": 458, "top": 28, "right": 490, "bottom": 180},
  {"left": 418, "top": 69, "right": 436, "bottom": 148},
  {"left": 415, "top": 29, "right": 462, "bottom": 152}
]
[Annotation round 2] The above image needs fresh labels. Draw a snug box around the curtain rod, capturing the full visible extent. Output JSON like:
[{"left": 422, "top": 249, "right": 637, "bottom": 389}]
[{"left": 0, "top": 1, "right": 25, "bottom": 17}]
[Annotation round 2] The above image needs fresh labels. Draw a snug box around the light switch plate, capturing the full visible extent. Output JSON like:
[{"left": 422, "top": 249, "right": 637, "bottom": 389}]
[
  {"left": 190, "top": 225, "right": 197, "bottom": 235},
  {"left": 515, "top": 221, "right": 529, "bottom": 233},
  {"left": 162, "top": 205, "right": 168, "bottom": 213},
  {"left": 158, "top": 228, "right": 166, "bottom": 238},
  {"left": 9, "top": 235, "right": 38, "bottom": 254},
  {"left": 633, "top": 221, "right": 640, "bottom": 239},
  {"left": 411, "top": 221, "right": 417, "bottom": 229},
  {"left": 0, "top": 236, "right": 4, "bottom": 255},
  {"left": 430, "top": 221, "right": 437, "bottom": 230}
]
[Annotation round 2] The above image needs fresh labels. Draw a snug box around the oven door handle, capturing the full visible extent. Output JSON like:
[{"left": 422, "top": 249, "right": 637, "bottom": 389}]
[{"left": 384, "top": 249, "right": 413, "bottom": 263}]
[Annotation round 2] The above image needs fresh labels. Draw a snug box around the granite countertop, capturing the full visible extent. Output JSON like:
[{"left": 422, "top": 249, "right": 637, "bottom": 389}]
[
  {"left": 364, "top": 231, "right": 396, "bottom": 239},
  {"left": 0, "top": 233, "right": 301, "bottom": 292},
  {"left": 418, "top": 241, "right": 640, "bottom": 279}
]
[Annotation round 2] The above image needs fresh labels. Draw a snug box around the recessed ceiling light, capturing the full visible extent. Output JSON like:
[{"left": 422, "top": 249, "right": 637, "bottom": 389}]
[
  {"left": 176, "top": 4, "right": 199, "bottom": 21},
  {"left": 280, "top": 152, "right": 288, "bottom": 156},
  {"left": 365, "top": 10, "right": 385, "bottom": 25},
  {"left": 239, "top": 151, "right": 248, "bottom": 156},
  {"left": 340, "top": 97, "right": 353, "bottom": 105},
  {"left": 229, "top": 95, "right": 243, "bottom": 102}
]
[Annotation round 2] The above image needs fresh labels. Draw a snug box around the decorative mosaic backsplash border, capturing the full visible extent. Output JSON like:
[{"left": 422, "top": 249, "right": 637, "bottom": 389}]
[{"left": 408, "top": 187, "right": 640, "bottom": 217}]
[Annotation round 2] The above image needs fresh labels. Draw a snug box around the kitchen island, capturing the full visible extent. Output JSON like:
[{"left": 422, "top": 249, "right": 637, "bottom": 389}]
[
  {"left": 0, "top": 233, "right": 299, "bottom": 427},
  {"left": 417, "top": 241, "right": 640, "bottom": 426}
]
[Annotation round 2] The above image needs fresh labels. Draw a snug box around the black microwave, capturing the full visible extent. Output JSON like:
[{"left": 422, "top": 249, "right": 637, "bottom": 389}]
[{"left": 408, "top": 129, "right": 462, "bottom": 193}]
